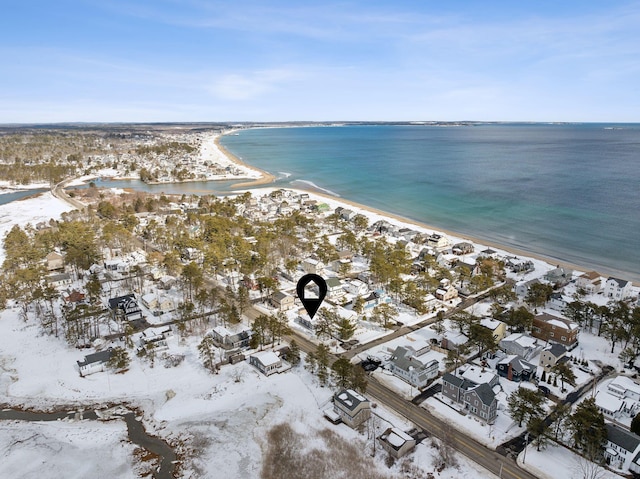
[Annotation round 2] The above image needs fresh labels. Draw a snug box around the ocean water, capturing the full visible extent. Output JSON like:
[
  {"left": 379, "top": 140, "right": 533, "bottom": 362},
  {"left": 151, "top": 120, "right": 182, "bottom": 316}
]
[{"left": 220, "top": 124, "right": 640, "bottom": 282}]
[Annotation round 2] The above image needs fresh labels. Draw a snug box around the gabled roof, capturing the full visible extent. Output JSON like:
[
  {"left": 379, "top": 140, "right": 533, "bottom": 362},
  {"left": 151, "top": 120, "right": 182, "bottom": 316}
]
[
  {"left": 607, "top": 277, "right": 630, "bottom": 288},
  {"left": 108, "top": 294, "right": 137, "bottom": 310},
  {"left": 442, "top": 372, "right": 464, "bottom": 388},
  {"left": 77, "top": 348, "right": 113, "bottom": 368},
  {"left": 545, "top": 343, "right": 567, "bottom": 358},
  {"left": 335, "top": 389, "right": 369, "bottom": 411},
  {"left": 607, "top": 424, "right": 640, "bottom": 453},
  {"left": 497, "top": 355, "right": 535, "bottom": 374},
  {"left": 466, "top": 382, "right": 496, "bottom": 407}
]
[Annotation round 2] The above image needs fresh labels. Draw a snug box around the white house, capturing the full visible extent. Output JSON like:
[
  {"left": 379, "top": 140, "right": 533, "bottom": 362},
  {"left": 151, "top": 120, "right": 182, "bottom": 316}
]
[
  {"left": 249, "top": 351, "right": 282, "bottom": 376},
  {"left": 387, "top": 346, "right": 439, "bottom": 389},
  {"left": 301, "top": 258, "right": 324, "bottom": 275},
  {"left": 427, "top": 233, "right": 450, "bottom": 251},
  {"left": 605, "top": 277, "right": 634, "bottom": 300},
  {"left": 575, "top": 271, "right": 602, "bottom": 294},
  {"left": 77, "top": 348, "right": 113, "bottom": 377},
  {"left": 344, "top": 279, "right": 369, "bottom": 296},
  {"left": 604, "top": 424, "right": 640, "bottom": 472}
]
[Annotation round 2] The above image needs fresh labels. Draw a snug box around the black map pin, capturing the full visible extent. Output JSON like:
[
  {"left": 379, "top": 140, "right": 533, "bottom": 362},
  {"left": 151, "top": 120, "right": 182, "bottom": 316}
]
[{"left": 296, "top": 273, "right": 327, "bottom": 319}]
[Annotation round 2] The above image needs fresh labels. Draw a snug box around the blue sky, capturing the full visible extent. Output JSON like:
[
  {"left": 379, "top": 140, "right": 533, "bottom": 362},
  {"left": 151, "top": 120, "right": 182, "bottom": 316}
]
[{"left": 2, "top": 1, "right": 639, "bottom": 122}]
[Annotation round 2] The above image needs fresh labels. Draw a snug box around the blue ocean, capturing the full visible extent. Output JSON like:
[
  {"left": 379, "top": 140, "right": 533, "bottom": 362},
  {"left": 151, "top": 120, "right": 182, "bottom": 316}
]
[{"left": 220, "top": 124, "right": 640, "bottom": 282}]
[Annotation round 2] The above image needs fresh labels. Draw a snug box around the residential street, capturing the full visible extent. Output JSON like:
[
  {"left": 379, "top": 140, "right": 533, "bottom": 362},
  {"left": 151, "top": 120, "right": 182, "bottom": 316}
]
[{"left": 284, "top": 323, "right": 540, "bottom": 479}]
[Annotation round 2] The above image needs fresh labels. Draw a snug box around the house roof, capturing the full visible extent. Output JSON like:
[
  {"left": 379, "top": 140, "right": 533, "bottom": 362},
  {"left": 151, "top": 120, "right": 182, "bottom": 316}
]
[
  {"left": 251, "top": 351, "right": 281, "bottom": 367},
  {"left": 380, "top": 428, "right": 414, "bottom": 450},
  {"left": 497, "top": 355, "right": 535, "bottom": 373},
  {"left": 607, "top": 277, "right": 630, "bottom": 288},
  {"left": 390, "top": 346, "right": 428, "bottom": 373},
  {"left": 544, "top": 343, "right": 567, "bottom": 358},
  {"left": 480, "top": 318, "right": 504, "bottom": 331},
  {"left": 461, "top": 366, "right": 498, "bottom": 386},
  {"left": 272, "top": 291, "right": 291, "bottom": 302},
  {"left": 442, "top": 372, "right": 465, "bottom": 388},
  {"left": 579, "top": 271, "right": 601, "bottom": 281},
  {"left": 607, "top": 424, "right": 640, "bottom": 453},
  {"left": 335, "top": 389, "right": 369, "bottom": 411},
  {"left": 466, "top": 382, "right": 496, "bottom": 407},
  {"left": 77, "top": 348, "right": 113, "bottom": 368},
  {"left": 108, "top": 294, "right": 137, "bottom": 310}
]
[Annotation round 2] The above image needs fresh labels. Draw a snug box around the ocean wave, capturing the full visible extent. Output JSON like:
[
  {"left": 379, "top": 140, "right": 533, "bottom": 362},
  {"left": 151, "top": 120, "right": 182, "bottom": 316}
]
[
  {"left": 291, "top": 179, "right": 341, "bottom": 197},
  {"left": 278, "top": 172, "right": 292, "bottom": 178}
]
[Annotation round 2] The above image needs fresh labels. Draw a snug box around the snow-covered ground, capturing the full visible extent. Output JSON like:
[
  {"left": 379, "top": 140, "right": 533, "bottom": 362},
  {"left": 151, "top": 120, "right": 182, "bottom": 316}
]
[
  {"left": 0, "top": 191, "right": 74, "bottom": 265},
  {"left": 0, "top": 420, "right": 137, "bottom": 479},
  {"left": 519, "top": 442, "right": 621, "bottom": 479}
]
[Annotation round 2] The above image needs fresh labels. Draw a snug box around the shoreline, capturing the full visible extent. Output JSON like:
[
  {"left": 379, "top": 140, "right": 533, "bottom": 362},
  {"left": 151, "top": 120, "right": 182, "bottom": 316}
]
[
  {"left": 217, "top": 130, "right": 637, "bottom": 283},
  {"left": 215, "top": 133, "right": 277, "bottom": 188}
]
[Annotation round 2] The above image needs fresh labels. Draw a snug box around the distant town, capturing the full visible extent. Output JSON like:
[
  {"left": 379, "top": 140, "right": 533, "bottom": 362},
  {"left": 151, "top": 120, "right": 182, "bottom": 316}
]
[{"left": 1, "top": 125, "right": 639, "bottom": 479}]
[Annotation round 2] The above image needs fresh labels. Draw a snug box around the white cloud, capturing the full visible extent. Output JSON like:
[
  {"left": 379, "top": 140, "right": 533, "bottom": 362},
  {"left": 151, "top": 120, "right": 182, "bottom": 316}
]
[{"left": 208, "top": 69, "right": 300, "bottom": 101}]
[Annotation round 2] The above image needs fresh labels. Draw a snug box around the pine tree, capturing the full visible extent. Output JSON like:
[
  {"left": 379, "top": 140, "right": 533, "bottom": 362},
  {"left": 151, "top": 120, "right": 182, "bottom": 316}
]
[
  {"left": 316, "top": 343, "right": 330, "bottom": 386},
  {"left": 568, "top": 397, "right": 607, "bottom": 459},
  {"left": 198, "top": 336, "right": 218, "bottom": 373},
  {"left": 288, "top": 340, "right": 301, "bottom": 367},
  {"left": 331, "top": 357, "right": 353, "bottom": 388},
  {"left": 540, "top": 370, "right": 547, "bottom": 382},
  {"left": 107, "top": 347, "right": 130, "bottom": 372},
  {"left": 507, "top": 387, "right": 544, "bottom": 427}
]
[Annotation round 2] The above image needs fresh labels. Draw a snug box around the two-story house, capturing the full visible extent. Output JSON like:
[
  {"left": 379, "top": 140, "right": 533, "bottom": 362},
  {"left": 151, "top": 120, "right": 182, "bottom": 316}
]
[
  {"left": 108, "top": 294, "right": 144, "bottom": 322},
  {"left": 333, "top": 389, "right": 371, "bottom": 429},
  {"left": 575, "top": 271, "right": 602, "bottom": 294},
  {"left": 387, "top": 346, "right": 439, "bottom": 389},
  {"left": 604, "top": 424, "right": 640, "bottom": 472},
  {"left": 496, "top": 355, "right": 536, "bottom": 382},
  {"left": 539, "top": 343, "right": 568, "bottom": 372},
  {"left": 441, "top": 373, "right": 497, "bottom": 423},
  {"left": 531, "top": 313, "right": 579, "bottom": 349},
  {"left": 605, "top": 277, "right": 634, "bottom": 300}
]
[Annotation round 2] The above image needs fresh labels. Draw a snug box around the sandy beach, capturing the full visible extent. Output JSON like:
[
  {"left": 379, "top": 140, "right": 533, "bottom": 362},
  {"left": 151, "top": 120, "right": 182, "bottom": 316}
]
[
  {"left": 216, "top": 130, "right": 638, "bottom": 282},
  {"left": 214, "top": 134, "right": 276, "bottom": 188}
]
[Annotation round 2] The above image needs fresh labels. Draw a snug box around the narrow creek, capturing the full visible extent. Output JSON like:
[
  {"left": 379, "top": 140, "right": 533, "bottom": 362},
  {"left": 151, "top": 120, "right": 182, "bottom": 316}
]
[{"left": 0, "top": 405, "right": 177, "bottom": 479}]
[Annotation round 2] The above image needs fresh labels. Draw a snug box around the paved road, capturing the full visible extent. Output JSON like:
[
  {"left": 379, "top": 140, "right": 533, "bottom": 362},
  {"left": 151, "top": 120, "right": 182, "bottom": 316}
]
[{"left": 286, "top": 327, "right": 539, "bottom": 479}]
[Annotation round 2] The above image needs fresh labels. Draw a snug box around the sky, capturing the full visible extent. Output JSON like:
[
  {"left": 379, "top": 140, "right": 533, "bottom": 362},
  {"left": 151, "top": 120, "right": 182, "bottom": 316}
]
[{"left": 1, "top": 0, "right": 639, "bottom": 123}]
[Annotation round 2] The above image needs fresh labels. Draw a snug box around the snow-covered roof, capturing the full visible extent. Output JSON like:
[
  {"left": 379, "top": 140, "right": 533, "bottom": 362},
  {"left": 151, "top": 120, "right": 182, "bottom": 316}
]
[
  {"left": 461, "top": 366, "right": 498, "bottom": 386},
  {"left": 251, "top": 351, "right": 281, "bottom": 367},
  {"left": 480, "top": 318, "right": 504, "bottom": 331}
]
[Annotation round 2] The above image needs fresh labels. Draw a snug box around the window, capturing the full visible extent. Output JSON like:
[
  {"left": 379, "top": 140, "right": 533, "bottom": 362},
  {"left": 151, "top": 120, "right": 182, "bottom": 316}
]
[
  {"left": 550, "top": 332, "right": 554, "bottom": 337},
  {"left": 481, "top": 411, "right": 486, "bottom": 418},
  {"left": 475, "top": 400, "right": 478, "bottom": 405},
  {"left": 561, "top": 336, "right": 566, "bottom": 341}
]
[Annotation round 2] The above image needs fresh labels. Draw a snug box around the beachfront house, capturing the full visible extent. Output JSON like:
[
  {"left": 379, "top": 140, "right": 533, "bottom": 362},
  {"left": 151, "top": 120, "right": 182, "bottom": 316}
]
[
  {"left": 604, "top": 277, "right": 634, "bottom": 300},
  {"left": 427, "top": 233, "right": 450, "bottom": 252},
  {"left": 576, "top": 271, "right": 602, "bottom": 294},
  {"left": 543, "top": 266, "right": 573, "bottom": 287}
]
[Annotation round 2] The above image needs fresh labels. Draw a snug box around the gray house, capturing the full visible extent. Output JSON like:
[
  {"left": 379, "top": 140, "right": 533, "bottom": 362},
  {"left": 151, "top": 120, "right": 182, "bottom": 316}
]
[
  {"left": 441, "top": 372, "right": 497, "bottom": 423},
  {"left": 387, "top": 346, "right": 439, "bottom": 389}
]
